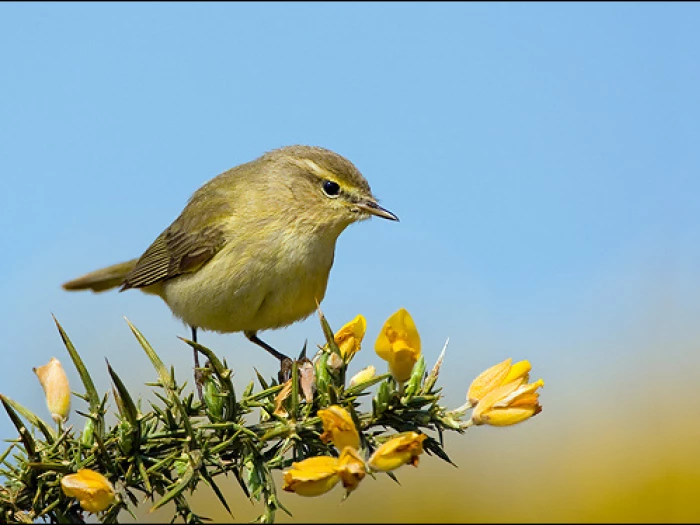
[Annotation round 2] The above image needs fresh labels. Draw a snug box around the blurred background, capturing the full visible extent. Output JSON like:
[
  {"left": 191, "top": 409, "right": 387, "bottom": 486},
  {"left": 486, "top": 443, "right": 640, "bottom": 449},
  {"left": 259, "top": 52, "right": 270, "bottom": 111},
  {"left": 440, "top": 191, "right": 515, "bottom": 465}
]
[{"left": 2, "top": 2, "right": 699, "bottom": 522}]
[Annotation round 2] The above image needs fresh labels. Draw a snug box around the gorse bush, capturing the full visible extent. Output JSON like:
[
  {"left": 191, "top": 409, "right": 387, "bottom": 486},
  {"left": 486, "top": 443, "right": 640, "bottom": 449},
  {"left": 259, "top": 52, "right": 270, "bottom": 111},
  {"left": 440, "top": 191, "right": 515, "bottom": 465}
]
[{"left": 0, "top": 309, "right": 544, "bottom": 523}]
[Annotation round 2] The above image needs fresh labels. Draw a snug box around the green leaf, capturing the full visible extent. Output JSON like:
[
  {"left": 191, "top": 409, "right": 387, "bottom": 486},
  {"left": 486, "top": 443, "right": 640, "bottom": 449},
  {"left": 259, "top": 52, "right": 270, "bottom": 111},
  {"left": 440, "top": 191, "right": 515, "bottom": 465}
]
[
  {"left": 0, "top": 395, "right": 55, "bottom": 443},
  {"left": 404, "top": 355, "right": 426, "bottom": 399},
  {"left": 137, "top": 456, "right": 153, "bottom": 493},
  {"left": 179, "top": 337, "right": 234, "bottom": 392},
  {"left": 0, "top": 442, "right": 15, "bottom": 467},
  {"left": 150, "top": 462, "right": 196, "bottom": 512},
  {"left": 422, "top": 338, "right": 448, "bottom": 394},
  {"left": 244, "top": 384, "right": 284, "bottom": 403},
  {"left": 202, "top": 376, "right": 225, "bottom": 423},
  {"left": 386, "top": 470, "right": 401, "bottom": 485},
  {"left": 81, "top": 416, "right": 95, "bottom": 447},
  {"left": 374, "top": 378, "right": 393, "bottom": 415},
  {"left": 124, "top": 318, "right": 172, "bottom": 389},
  {"left": 254, "top": 368, "right": 271, "bottom": 390},
  {"left": 172, "top": 394, "right": 196, "bottom": 443},
  {"left": 200, "top": 467, "right": 233, "bottom": 517},
  {"left": 184, "top": 340, "right": 237, "bottom": 422},
  {"left": 232, "top": 466, "right": 251, "bottom": 498},
  {"left": 314, "top": 351, "right": 331, "bottom": 403},
  {"left": 107, "top": 361, "right": 139, "bottom": 426},
  {"left": 423, "top": 435, "right": 457, "bottom": 466},
  {"left": 53, "top": 315, "right": 101, "bottom": 415},
  {"left": 317, "top": 308, "right": 341, "bottom": 356},
  {"left": 242, "top": 380, "right": 254, "bottom": 399},
  {"left": 0, "top": 395, "right": 36, "bottom": 459}
]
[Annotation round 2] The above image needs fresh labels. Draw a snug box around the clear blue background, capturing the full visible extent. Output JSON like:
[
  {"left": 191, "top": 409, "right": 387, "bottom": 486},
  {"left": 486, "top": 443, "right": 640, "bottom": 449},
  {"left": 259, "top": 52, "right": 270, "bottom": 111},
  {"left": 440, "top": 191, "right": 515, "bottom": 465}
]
[{"left": 2, "top": 3, "right": 699, "bottom": 521}]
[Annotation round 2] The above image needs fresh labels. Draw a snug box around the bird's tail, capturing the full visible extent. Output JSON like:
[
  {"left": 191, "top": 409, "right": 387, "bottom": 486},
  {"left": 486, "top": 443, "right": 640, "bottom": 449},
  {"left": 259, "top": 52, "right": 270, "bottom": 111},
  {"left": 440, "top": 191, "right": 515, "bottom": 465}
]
[{"left": 62, "top": 259, "right": 139, "bottom": 293}]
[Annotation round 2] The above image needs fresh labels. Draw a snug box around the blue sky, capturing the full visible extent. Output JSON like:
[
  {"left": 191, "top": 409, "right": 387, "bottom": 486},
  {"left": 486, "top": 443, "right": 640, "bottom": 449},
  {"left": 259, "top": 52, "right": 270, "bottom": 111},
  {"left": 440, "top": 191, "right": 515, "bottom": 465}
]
[{"left": 1, "top": 3, "right": 700, "bottom": 521}]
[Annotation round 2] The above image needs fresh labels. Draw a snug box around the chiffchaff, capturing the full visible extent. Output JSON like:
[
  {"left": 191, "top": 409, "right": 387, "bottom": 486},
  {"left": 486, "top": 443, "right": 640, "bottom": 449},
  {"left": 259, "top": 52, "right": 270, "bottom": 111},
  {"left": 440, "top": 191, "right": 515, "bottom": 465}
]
[{"left": 62, "top": 145, "right": 397, "bottom": 381}]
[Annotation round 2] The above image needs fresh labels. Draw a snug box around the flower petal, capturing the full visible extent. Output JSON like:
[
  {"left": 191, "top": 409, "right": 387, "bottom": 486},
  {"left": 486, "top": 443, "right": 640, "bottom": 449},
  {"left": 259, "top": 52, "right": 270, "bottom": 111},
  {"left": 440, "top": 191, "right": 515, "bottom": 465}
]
[
  {"left": 318, "top": 405, "right": 360, "bottom": 451},
  {"left": 466, "top": 358, "right": 512, "bottom": 405},
  {"left": 282, "top": 456, "right": 340, "bottom": 497},
  {"left": 368, "top": 431, "right": 427, "bottom": 472},
  {"left": 503, "top": 360, "right": 531, "bottom": 384},
  {"left": 334, "top": 314, "right": 367, "bottom": 361},
  {"left": 477, "top": 406, "right": 540, "bottom": 426},
  {"left": 471, "top": 378, "right": 544, "bottom": 427},
  {"left": 337, "top": 446, "right": 366, "bottom": 493},
  {"left": 61, "top": 469, "right": 115, "bottom": 513},
  {"left": 375, "top": 309, "right": 422, "bottom": 383}
]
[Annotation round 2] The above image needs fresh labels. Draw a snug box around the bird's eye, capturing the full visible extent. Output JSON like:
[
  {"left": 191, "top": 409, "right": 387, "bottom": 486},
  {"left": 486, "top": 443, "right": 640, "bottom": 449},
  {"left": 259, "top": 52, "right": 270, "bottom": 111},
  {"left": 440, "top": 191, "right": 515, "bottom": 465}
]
[{"left": 322, "top": 180, "right": 341, "bottom": 198}]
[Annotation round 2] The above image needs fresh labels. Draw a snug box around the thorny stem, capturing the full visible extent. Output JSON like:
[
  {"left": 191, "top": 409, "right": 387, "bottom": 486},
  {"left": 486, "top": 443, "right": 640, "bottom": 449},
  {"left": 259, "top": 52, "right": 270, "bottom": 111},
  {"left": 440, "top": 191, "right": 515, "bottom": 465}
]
[{"left": 0, "top": 316, "right": 542, "bottom": 524}]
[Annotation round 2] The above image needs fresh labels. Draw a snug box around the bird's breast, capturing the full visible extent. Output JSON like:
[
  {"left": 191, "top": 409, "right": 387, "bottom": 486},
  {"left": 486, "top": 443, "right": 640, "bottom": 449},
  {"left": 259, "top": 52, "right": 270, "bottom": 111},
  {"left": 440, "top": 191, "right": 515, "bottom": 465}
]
[{"left": 161, "top": 226, "right": 339, "bottom": 333}]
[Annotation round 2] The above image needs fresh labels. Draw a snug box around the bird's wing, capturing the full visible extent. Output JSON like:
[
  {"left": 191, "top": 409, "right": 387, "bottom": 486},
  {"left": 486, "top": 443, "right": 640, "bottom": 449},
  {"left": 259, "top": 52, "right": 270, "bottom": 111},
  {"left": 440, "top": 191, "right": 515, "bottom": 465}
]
[{"left": 120, "top": 224, "right": 226, "bottom": 290}]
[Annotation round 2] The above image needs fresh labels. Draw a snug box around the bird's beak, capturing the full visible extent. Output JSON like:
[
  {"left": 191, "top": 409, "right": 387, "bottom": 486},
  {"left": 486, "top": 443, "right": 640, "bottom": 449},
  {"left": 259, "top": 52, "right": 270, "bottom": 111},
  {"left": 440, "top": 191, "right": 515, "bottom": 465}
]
[{"left": 356, "top": 200, "right": 399, "bottom": 221}]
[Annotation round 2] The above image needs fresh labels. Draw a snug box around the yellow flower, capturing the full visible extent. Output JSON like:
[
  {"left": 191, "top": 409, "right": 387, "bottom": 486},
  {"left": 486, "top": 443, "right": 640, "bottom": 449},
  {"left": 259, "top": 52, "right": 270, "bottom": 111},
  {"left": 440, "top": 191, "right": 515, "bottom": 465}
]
[
  {"left": 348, "top": 365, "right": 376, "bottom": 388},
  {"left": 337, "top": 446, "right": 366, "bottom": 493},
  {"left": 375, "top": 308, "right": 421, "bottom": 382},
  {"left": 60, "top": 469, "right": 115, "bottom": 513},
  {"left": 466, "top": 358, "right": 531, "bottom": 406},
  {"left": 471, "top": 378, "right": 544, "bottom": 427},
  {"left": 318, "top": 405, "right": 360, "bottom": 451},
  {"left": 334, "top": 314, "right": 367, "bottom": 362},
  {"left": 282, "top": 456, "right": 341, "bottom": 497},
  {"left": 33, "top": 357, "right": 71, "bottom": 423},
  {"left": 367, "top": 431, "right": 427, "bottom": 472}
]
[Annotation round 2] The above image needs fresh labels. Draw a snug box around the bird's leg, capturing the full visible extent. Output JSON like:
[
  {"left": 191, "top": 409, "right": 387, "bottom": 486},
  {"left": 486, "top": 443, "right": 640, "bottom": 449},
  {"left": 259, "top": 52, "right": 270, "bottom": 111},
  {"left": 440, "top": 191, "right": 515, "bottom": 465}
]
[
  {"left": 244, "top": 331, "right": 293, "bottom": 382},
  {"left": 191, "top": 326, "right": 203, "bottom": 401},
  {"left": 245, "top": 331, "right": 290, "bottom": 361}
]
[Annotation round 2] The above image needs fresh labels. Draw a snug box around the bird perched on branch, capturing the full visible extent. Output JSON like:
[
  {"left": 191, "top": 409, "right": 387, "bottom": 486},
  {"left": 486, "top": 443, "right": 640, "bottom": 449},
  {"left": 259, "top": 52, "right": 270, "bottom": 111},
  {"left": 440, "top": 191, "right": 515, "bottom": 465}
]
[{"left": 63, "top": 145, "right": 398, "bottom": 392}]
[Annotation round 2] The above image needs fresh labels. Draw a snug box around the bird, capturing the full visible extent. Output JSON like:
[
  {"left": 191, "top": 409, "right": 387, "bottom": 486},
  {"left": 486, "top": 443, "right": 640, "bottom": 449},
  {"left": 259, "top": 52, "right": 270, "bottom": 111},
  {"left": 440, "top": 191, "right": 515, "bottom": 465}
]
[{"left": 62, "top": 145, "right": 398, "bottom": 390}]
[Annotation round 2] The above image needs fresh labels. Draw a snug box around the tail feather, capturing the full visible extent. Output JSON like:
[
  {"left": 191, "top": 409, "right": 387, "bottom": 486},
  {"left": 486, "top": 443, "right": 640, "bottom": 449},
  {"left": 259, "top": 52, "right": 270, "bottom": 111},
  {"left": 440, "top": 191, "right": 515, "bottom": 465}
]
[{"left": 62, "top": 259, "right": 139, "bottom": 293}]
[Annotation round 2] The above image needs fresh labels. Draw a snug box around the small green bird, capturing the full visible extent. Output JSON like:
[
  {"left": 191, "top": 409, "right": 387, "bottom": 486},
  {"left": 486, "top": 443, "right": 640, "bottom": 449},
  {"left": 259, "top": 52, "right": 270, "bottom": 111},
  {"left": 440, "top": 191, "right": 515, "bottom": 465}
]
[{"left": 63, "top": 145, "right": 398, "bottom": 386}]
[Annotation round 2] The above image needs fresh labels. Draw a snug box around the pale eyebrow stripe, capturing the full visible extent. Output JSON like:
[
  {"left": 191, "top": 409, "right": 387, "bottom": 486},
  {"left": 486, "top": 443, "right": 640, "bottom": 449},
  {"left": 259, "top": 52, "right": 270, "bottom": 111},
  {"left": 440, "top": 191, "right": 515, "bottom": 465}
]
[{"left": 289, "top": 158, "right": 334, "bottom": 179}]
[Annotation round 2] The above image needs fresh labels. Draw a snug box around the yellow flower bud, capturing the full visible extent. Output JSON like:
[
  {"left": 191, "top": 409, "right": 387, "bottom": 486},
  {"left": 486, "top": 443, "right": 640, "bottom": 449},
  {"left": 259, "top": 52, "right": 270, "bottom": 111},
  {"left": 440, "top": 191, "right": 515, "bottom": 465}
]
[
  {"left": 318, "top": 405, "right": 360, "bottom": 451},
  {"left": 471, "top": 378, "right": 544, "bottom": 427},
  {"left": 466, "top": 358, "right": 531, "bottom": 406},
  {"left": 367, "top": 431, "right": 427, "bottom": 472},
  {"left": 282, "top": 456, "right": 340, "bottom": 497},
  {"left": 375, "top": 308, "right": 421, "bottom": 383},
  {"left": 337, "top": 446, "right": 366, "bottom": 493},
  {"left": 60, "top": 469, "right": 115, "bottom": 513},
  {"left": 348, "top": 365, "right": 376, "bottom": 388},
  {"left": 33, "top": 357, "right": 71, "bottom": 423},
  {"left": 334, "top": 314, "right": 367, "bottom": 362}
]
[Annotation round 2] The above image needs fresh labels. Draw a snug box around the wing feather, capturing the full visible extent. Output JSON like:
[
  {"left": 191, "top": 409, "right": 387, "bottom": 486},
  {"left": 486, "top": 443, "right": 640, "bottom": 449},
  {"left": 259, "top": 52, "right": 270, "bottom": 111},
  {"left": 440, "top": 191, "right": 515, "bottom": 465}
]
[{"left": 120, "top": 225, "right": 224, "bottom": 290}]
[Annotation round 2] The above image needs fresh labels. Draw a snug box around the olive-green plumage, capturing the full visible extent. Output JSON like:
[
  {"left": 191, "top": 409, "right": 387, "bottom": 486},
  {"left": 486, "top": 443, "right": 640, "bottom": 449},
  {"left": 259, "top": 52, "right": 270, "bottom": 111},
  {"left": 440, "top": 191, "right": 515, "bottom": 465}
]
[{"left": 63, "top": 145, "right": 397, "bottom": 343}]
